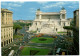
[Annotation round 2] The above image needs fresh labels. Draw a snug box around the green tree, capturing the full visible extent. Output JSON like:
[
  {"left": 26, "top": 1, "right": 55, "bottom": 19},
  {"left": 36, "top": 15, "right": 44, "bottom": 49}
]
[
  {"left": 13, "top": 24, "right": 22, "bottom": 34},
  {"left": 26, "top": 23, "right": 32, "bottom": 26},
  {"left": 63, "top": 26, "right": 73, "bottom": 30},
  {"left": 70, "top": 19, "right": 75, "bottom": 26},
  {"left": 14, "top": 22, "right": 26, "bottom": 27}
]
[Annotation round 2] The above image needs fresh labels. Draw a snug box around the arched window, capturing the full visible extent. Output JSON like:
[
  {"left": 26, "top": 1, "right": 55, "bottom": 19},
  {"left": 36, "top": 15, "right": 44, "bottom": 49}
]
[
  {"left": 1, "top": 42, "right": 3, "bottom": 47},
  {"left": 56, "top": 28, "right": 57, "bottom": 31},
  {"left": 9, "top": 39, "right": 10, "bottom": 43},
  {"left": 7, "top": 40, "right": 8, "bottom": 44}
]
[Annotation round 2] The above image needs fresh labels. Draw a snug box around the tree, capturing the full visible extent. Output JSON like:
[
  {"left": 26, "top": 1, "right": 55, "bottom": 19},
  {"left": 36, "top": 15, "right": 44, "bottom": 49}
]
[
  {"left": 70, "top": 19, "right": 75, "bottom": 26},
  {"left": 14, "top": 22, "right": 32, "bottom": 27},
  {"left": 63, "top": 26, "right": 73, "bottom": 30},
  {"left": 26, "top": 23, "right": 32, "bottom": 26},
  {"left": 13, "top": 24, "right": 22, "bottom": 34},
  {"left": 14, "top": 22, "right": 26, "bottom": 27}
]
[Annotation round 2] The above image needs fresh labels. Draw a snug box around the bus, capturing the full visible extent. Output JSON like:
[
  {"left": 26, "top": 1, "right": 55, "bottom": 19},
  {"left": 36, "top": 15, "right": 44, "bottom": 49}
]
[
  {"left": 8, "top": 50, "right": 14, "bottom": 56},
  {"left": 56, "top": 48, "right": 61, "bottom": 55}
]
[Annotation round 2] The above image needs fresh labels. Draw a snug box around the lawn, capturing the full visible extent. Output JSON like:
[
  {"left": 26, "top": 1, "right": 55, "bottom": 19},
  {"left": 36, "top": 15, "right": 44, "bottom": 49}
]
[
  {"left": 57, "top": 32, "right": 67, "bottom": 33},
  {"left": 30, "top": 37, "right": 54, "bottom": 43},
  {"left": 20, "top": 47, "right": 50, "bottom": 55}
]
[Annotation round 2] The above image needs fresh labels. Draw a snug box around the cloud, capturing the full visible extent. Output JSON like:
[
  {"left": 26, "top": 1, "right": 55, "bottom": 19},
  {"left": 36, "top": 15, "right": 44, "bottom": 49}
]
[
  {"left": 30, "top": 8, "right": 36, "bottom": 13},
  {"left": 7, "top": 7, "right": 13, "bottom": 9},
  {"left": 13, "top": 1, "right": 25, "bottom": 4},
  {"left": 68, "top": 5, "right": 78, "bottom": 8},
  {"left": 8, "top": 3, "right": 21, "bottom": 7},
  {"left": 26, "top": 16, "right": 35, "bottom": 20},
  {"left": 42, "top": 1, "right": 79, "bottom": 9},
  {"left": 42, "top": 2, "right": 66, "bottom": 9},
  {"left": 37, "top": 1, "right": 48, "bottom": 4},
  {"left": 67, "top": 1, "right": 79, "bottom": 8},
  {"left": 1, "top": 2, "right": 25, "bottom": 11},
  {"left": 1, "top": 2, "right": 23, "bottom": 7},
  {"left": 1, "top": 2, "right": 7, "bottom": 5}
]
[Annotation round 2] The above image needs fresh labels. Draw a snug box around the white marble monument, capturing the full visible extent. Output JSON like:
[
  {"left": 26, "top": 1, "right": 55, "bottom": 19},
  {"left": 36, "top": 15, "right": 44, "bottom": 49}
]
[{"left": 29, "top": 7, "right": 70, "bottom": 34}]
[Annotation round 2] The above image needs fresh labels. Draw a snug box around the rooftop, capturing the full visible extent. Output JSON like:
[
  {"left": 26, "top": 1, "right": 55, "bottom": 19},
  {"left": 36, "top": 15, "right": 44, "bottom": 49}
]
[{"left": 1, "top": 8, "right": 13, "bottom": 13}]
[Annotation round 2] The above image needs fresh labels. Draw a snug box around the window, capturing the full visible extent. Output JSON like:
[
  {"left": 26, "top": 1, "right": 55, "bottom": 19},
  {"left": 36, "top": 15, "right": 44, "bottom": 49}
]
[
  {"left": 1, "top": 42, "right": 3, "bottom": 47},
  {"left": 7, "top": 40, "right": 8, "bottom": 44},
  {"left": 1, "top": 36, "right": 3, "bottom": 39},
  {"left": 9, "top": 39, "right": 10, "bottom": 43},
  {"left": 11, "top": 38, "right": 12, "bottom": 42},
  {"left": 4, "top": 36, "right": 5, "bottom": 38},
  {"left": 56, "top": 28, "right": 57, "bottom": 31},
  {"left": 37, "top": 28, "right": 38, "bottom": 31}
]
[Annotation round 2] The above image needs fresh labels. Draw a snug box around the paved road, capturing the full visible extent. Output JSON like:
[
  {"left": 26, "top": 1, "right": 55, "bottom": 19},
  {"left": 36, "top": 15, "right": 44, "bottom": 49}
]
[
  {"left": 17, "top": 27, "right": 74, "bottom": 55},
  {"left": 19, "top": 27, "right": 34, "bottom": 44}
]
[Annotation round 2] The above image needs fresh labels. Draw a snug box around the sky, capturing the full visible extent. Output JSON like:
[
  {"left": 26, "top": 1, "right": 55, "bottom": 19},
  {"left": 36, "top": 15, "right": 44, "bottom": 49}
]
[{"left": 1, "top": 1, "right": 79, "bottom": 20}]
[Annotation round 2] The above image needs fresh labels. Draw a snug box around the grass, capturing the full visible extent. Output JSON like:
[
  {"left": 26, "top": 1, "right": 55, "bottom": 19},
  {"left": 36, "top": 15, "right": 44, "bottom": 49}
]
[
  {"left": 13, "top": 34, "right": 23, "bottom": 39},
  {"left": 20, "top": 47, "right": 50, "bottom": 55},
  {"left": 29, "top": 31, "right": 37, "bottom": 33},
  {"left": 30, "top": 37, "right": 54, "bottom": 43},
  {"left": 57, "top": 32, "right": 67, "bottom": 33}
]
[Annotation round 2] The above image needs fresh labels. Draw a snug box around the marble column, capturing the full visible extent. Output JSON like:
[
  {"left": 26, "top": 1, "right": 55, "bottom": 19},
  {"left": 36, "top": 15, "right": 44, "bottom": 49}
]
[
  {"left": 60, "top": 14, "right": 62, "bottom": 19},
  {"left": 65, "top": 14, "right": 66, "bottom": 19},
  {"left": 39, "top": 14, "right": 41, "bottom": 19}
]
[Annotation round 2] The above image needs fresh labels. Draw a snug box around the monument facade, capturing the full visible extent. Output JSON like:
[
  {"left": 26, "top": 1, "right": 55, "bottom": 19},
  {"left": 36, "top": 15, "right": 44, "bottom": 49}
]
[{"left": 29, "top": 7, "right": 70, "bottom": 34}]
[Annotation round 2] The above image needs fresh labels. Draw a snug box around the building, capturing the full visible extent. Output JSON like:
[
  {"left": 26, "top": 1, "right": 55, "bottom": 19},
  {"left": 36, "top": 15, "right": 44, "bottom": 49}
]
[
  {"left": 73, "top": 9, "right": 79, "bottom": 54},
  {"left": 74, "top": 9, "right": 79, "bottom": 28},
  {"left": 13, "top": 20, "right": 17, "bottom": 23},
  {"left": 18, "top": 20, "right": 25, "bottom": 23},
  {"left": 1, "top": 8, "right": 13, "bottom": 47},
  {"left": 29, "top": 7, "right": 70, "bottom": 34}
]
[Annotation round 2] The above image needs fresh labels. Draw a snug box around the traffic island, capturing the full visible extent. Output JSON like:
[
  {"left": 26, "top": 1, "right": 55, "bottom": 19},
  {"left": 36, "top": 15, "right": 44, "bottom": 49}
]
[
  {"left": 20, "top": 47, "right": 51, "bottom": 55},
  {"left": 29, "top": 37, "right": 54, "bottom": 44}
]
